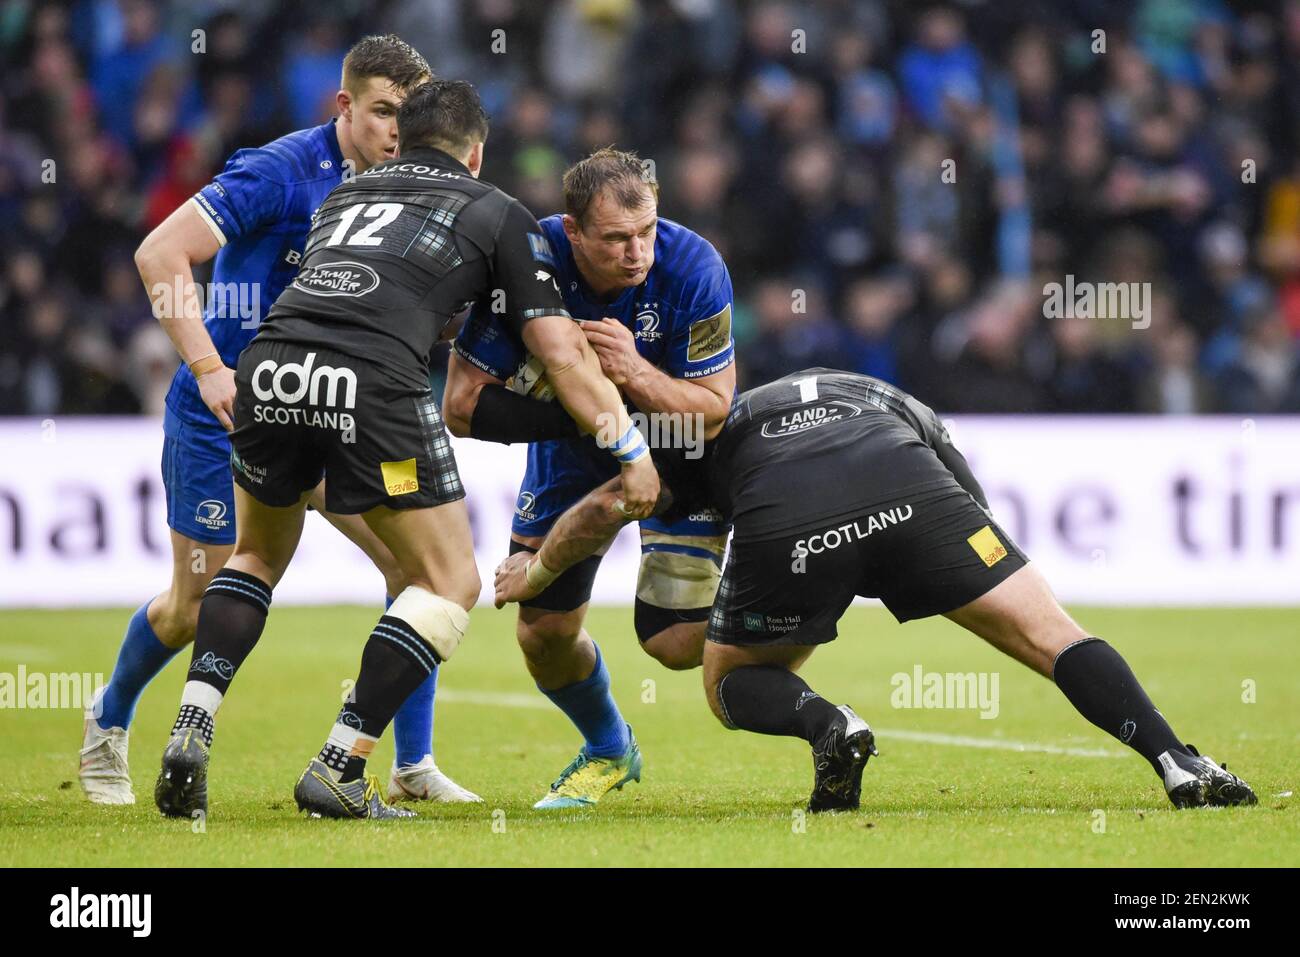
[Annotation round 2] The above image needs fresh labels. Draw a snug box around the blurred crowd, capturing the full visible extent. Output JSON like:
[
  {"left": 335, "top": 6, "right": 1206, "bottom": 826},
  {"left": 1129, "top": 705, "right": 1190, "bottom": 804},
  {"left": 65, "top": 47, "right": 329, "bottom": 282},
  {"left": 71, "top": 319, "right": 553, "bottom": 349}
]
[{"left": 3, "top": 0, "right": 1300, "bottom": 416}]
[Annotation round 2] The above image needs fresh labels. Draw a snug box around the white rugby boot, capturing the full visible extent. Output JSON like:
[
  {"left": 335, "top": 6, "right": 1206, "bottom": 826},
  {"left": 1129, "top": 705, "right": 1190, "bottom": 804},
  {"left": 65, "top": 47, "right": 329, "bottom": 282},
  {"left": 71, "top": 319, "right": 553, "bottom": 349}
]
[
  {"left": 387, "top": 755, "right": 482, "bottom": 803},
  {"left": 79, "top": 719, "right": 135, "bottom": 805}
]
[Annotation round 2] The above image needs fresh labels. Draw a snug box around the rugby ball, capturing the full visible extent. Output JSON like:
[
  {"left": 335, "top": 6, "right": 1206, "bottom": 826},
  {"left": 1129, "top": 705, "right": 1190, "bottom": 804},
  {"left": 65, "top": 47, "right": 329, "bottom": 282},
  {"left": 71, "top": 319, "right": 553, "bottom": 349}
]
[{"left": 508, "top": 353, "right": 556, "bottom": 402}]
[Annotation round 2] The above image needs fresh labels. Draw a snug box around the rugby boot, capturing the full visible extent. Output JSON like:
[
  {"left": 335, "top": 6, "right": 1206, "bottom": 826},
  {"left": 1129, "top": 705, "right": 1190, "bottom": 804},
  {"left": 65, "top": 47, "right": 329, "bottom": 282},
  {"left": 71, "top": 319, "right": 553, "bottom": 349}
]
[
  {"left": 154, "top": 727, "right": 209, "bottom": 818},
  {"left": 294, "top": 759, "right": 416, "bottom": 820},
  {"left": 1161, "top": 745, "right": 1258, "bottom": 809},
  {"left": 809, "top": 705, "right": 877, "bottom": 813},
  {"left": 534, "top": 727, "right": 642, "bottom": 809}
]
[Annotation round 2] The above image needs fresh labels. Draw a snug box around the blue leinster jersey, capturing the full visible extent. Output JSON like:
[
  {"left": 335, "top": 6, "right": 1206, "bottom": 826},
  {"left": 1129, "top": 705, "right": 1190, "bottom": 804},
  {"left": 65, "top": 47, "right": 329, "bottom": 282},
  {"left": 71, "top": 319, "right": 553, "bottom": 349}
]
[
  {"left": 164, "top": 120, "right": 347, "bottom": 427},
  {"left": 454, "top": 214, "right": 736, "bottom": 536}
]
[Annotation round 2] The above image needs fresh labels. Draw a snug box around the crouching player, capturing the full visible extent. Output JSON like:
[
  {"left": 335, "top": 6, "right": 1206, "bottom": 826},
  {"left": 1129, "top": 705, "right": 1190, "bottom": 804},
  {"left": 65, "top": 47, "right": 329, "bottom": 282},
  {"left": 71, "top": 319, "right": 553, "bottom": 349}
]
[
  {"left": 153, "top": 80, "right": 658, "bottom": 820},
  {"left": 495, "top": 368, "right": 1259, "bottom": 812},
  {"left": 441, "top": 148, "right": 736, "bottom": 808}
]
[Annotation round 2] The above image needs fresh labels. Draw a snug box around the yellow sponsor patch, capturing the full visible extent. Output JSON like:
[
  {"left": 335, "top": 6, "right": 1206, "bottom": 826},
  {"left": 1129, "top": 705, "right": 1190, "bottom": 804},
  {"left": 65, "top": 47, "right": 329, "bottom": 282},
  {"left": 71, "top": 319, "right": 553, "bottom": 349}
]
[
  {"left": 967, "top": 525, "right": 1008, "bottom": 568},
  {"left": 380, "top": 458, "right": 420, "bottom": 496},
  {"left": 687, "top": 303, "right": 732, "bottom": 362}
]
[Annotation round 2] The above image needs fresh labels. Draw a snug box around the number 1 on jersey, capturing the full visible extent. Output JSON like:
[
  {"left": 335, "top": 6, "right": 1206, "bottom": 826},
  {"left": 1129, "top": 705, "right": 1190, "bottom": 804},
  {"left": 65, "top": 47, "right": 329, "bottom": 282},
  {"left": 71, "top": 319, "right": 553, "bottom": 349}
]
[{"left": 791, "top": 375, "right": 819, "bottom": 402}]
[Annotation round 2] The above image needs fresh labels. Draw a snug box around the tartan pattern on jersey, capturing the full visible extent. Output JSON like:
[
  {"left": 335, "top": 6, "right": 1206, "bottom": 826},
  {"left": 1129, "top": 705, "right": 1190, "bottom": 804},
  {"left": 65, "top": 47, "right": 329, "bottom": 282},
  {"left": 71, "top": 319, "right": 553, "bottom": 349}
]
[
  {"left": 414, "top": 394, "right": 464, "bottom": 504},
  {"left": 706, "top": 556, "right": 740, "bottom": 643},
  {"left": 521, "top": 306, "right": 572, "bottom": 320},
  {"left": 862, "top": 377, "right": 904, "bottom": 415},
  {"left": 404, "top": 194, "right": 468, "bottom": 274}
]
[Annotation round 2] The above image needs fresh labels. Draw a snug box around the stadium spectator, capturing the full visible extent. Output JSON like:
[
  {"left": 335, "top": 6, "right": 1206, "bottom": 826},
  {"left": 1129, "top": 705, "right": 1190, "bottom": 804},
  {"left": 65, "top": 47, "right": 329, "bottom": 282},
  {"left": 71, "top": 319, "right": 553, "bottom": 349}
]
[{"left": 2, "top": 0, "right": 1299, "bottom": 416}]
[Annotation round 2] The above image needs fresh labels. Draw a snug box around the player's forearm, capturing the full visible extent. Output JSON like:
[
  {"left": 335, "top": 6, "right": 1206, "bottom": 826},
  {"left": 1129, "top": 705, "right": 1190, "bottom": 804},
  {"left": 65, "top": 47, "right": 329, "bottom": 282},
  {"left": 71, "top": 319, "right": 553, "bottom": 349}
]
[
  {"left": 469, "top": 385, "right": 580, "bottom": 443},
  {"left": 135, "top": 245, "right": 218, "bottom": 367},
  {"left": 545, "top": 336, "right": 637, "bottom": 441},
  {"left": 621, "top": 359, "right": 731, "bottom": 435},
  {"left": 536, "top": 481, "right": 631, "bottom": 575}
]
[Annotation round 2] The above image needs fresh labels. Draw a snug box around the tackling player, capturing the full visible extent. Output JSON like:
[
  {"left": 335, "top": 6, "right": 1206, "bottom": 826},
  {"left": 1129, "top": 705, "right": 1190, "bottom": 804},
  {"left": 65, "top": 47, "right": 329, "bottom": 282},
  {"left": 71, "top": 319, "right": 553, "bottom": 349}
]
[
  {"left": 495, "top": 369, "right": 1259, "bottom": 813},
  {"left": 82, "top": 36, "right": 481, "bottom": 807},
  {"left": 442, "top": 148, "right": 737, "bottom": 808},
  {"left": 152, "top": 79, "right": 659, "bottom": 820}
]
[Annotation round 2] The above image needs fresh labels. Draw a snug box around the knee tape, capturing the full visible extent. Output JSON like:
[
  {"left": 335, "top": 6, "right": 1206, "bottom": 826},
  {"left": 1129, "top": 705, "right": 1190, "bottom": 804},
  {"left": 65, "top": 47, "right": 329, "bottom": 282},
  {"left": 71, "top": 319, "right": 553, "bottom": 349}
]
[{"left": 387, "top": 587, "right": 470, "bottom": 663}]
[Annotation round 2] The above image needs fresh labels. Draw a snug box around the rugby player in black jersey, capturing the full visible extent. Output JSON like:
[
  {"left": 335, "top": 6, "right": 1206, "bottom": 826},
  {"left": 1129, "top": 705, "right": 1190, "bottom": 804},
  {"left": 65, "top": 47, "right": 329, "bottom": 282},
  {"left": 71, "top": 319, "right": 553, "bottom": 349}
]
[
  {"left": 494, "top": 369, "right": 1258, "bottom": 813},
  {"left": 153, "top": 80, "right": 660, "bottom": 821}
]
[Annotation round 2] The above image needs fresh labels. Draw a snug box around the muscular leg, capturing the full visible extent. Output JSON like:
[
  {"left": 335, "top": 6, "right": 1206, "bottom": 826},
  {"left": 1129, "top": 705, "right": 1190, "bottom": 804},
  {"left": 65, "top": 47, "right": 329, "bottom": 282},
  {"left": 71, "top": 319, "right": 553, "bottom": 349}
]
[
  {"left": 640, "top": 621, "right": 706, "bottom": 671},
  {"left": 307, "top": 499, "right": 479, "bottom": 785},
  {"left": 513, "top": 534, "right": 630, "bottom": 761},
  {"left": 169, "top": 487, "right": 312, "bottom": 739},
  {"left": 312, "top": 481, "right": 437, "bottom": 771},
  {"left": 518, "top": 604, "right": 597, "bottom": 689},
  {"left": 942, "top": 562, "right": 1086, "bottom": 677},
  {"left": 702, "top": 641, "right": 821, "bottom": 732},
  {"left": 360, "top": 501, "right": 479, "bottom": 609},
  {"left": 310, "top": 481, "right": 406, "bottom": 599},
  {"left": 633, "top": 528, "right": 725, "bottom": 671},
  {"left": 155, "top": 487, "right": 316, "bottom": 816},
  {"left": 702, "top": 638, "right": 874, "bottom": 813},
  {"left": 944, "top": 563, "right": 1189, "bottom": 774},
  {"left": 93, "top": 531, "right": 234, "bottom": 732},
  {"left": 224, "top": 486, "right": 313, "bottom": 586},
  {"left": 151, "top": 532, "right": 237, "bottom": 648}
]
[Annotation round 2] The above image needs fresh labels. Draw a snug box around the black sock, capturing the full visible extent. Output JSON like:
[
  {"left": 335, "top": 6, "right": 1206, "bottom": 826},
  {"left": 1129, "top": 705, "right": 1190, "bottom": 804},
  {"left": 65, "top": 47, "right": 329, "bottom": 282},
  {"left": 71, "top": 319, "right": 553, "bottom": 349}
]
[
  {"left": 322, "top": 616, "right": 440, "bottom": 782},
  {"left": 716, "top": 666, "right": 842, "bottom": 744},
  {"left": 1053, "top": 637, "right": 1187, "bottom": 775},
  {"left": 187, "top": 569, "right": 272, "bottom": 696}
]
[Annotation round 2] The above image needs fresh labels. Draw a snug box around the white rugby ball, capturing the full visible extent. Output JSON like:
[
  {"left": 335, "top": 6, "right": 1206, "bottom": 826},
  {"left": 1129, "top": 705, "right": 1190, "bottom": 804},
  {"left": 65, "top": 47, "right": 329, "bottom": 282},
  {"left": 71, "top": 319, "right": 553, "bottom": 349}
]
[{"left": 508, "top": 353, "right": 556, "bottom": 402}]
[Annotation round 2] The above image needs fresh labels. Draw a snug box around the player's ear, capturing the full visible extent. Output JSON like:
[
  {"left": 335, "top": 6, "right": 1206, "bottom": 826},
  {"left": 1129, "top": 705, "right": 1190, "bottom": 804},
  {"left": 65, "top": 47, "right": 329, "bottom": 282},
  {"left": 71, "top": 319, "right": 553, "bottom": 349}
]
[
  {"left": 466, "top": 141, "right": 484, "bottom": 178},
  {"left": 562, "top": 214, "right": 581, "bottom": 244},
  {"left": 336, "top": 88, "right": 353, "bottom": 121}
]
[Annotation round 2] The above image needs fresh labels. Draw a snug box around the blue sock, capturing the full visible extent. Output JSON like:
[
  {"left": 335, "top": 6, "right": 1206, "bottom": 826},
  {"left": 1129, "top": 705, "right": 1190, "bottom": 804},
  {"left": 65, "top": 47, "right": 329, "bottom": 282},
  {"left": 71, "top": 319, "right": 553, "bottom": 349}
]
[
  {"left": 388, "top": 594, "right": 439, "bottom": 768},
  {"left": 540, "top": 644, "right": 630, "bottom": 758},
  {"left": 96, "top": 601, "right": 180, "bottom": 730}
]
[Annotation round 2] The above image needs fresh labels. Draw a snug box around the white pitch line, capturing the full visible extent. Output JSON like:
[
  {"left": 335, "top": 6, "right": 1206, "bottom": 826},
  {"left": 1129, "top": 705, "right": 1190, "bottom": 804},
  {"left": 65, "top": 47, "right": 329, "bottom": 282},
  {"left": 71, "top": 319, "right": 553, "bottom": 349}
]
[
  {"left": 0, "top": 645, "right": 56, "bottom": 664},
  {"left": 435, "top": 688, "right": 1129, "bottom": 758},
  {"left": 874, "top": 728, "right": 1128, "bottom": 759},
  {"left": 437, "top": 688, "right": 552, "bottom": 710}
]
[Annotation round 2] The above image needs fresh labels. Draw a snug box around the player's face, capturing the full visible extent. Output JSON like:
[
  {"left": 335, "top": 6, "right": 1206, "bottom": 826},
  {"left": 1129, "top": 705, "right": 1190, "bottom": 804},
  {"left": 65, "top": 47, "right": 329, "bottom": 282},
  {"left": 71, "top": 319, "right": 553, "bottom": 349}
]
[
  {"left": 567, "top": 190, "right": 657, "bottom": 294},
  {"left": 343, "top": 76, "right": 406, "bottom": 170}
]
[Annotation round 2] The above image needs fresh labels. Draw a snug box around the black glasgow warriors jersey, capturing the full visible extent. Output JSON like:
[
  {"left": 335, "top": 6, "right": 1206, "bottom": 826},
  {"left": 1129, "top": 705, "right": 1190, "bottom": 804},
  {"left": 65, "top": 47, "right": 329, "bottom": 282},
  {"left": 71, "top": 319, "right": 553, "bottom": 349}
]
[
  {"left": 692, "top": 369, "right": 984, "bottom": 543},
  {"left": 257, "top": 147, "right": 571, "bottom": 392}
]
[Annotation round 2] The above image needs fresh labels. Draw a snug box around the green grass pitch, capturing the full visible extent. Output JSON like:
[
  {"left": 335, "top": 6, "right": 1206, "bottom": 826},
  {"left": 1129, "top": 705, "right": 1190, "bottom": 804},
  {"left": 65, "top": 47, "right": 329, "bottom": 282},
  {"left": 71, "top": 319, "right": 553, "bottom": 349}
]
[{"left": 1, "top": 605, "right": 1295, "bottom": 867}]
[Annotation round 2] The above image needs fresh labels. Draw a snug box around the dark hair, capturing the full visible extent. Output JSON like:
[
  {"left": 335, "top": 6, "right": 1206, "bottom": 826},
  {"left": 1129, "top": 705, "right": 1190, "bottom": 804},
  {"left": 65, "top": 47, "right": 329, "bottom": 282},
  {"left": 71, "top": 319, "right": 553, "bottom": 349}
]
[
  {"left": 342, "top": 34, "right": 431, "bottom": 95},
  {"left": 396, "top": 79, "right": 490, "bottom": 155},
  {"left": 563, "top": 147, "right": 659, "bottom": 226}
]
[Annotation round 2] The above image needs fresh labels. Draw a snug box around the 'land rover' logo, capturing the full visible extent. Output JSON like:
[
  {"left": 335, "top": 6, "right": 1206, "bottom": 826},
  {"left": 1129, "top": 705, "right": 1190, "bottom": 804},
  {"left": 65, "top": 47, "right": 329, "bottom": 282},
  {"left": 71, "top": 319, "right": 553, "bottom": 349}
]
[
  {"left": 293, "top": 261, "right": 380, "bottom": 297},
  {"left": 760, "top": 402, "right": 862, "bottom": 438}
]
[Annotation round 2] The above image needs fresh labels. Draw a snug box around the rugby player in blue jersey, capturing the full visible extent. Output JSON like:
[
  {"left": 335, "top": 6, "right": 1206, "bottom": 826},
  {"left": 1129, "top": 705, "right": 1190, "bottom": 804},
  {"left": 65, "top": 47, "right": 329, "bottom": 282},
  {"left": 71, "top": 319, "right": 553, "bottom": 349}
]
[
  {"left": 80, "top": 36, "right": 477, "bottom": 806},
  {"left": 443, "top": 148, "right": 737, "bottom": 808}
]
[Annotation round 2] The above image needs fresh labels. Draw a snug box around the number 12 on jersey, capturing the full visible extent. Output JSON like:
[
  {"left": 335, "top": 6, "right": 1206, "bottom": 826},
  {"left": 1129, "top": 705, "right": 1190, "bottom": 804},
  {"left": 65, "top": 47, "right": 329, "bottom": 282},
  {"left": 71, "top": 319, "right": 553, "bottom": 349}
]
[{"left": 325, "top": 202, "right": 403, "bottom": 247}]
